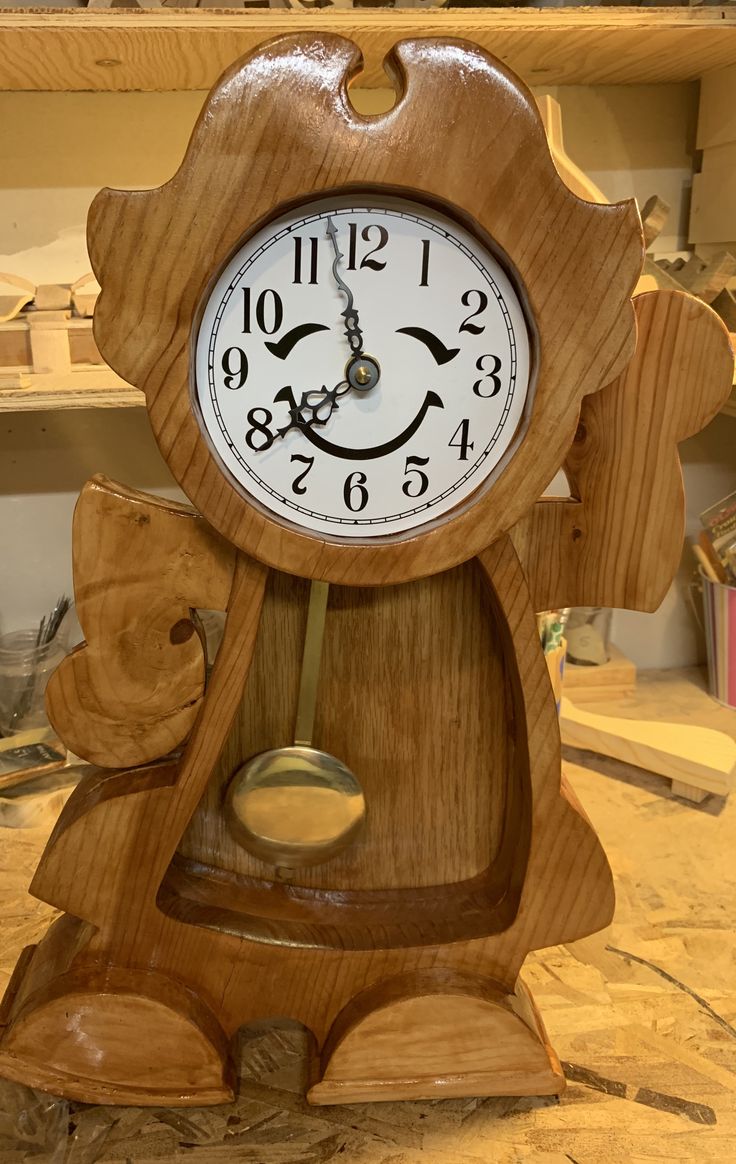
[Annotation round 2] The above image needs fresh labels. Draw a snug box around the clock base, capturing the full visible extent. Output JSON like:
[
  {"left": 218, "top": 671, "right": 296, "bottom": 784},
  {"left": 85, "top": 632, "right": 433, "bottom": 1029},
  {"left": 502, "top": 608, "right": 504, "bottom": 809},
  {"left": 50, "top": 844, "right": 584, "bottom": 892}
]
[
  {"left": 0, "top": 935, "right": 234, "bottom": 1107},
  {"left": 308, "top": 975, "right": 565, "bottom": 1105},
  {"left": 0, "top": 925, "right": 563, "bottom": 1107}
]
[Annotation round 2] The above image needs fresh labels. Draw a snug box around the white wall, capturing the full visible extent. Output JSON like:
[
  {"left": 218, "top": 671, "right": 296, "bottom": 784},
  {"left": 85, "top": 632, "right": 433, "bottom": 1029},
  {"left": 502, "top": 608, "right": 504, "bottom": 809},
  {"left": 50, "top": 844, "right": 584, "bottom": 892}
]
[
  {"left": 0, "top": 92, "right": 203, "bottom": 637},
  {"left": 0, "top": 84, "right": 733, "bottom": 665}
]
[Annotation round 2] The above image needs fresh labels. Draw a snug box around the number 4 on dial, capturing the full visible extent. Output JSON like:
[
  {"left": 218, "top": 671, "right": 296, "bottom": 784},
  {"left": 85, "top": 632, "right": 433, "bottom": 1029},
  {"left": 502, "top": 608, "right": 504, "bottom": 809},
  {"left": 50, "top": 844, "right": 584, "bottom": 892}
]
[{"left": 449, "top": 419, "right": 474, "bottom": 461}]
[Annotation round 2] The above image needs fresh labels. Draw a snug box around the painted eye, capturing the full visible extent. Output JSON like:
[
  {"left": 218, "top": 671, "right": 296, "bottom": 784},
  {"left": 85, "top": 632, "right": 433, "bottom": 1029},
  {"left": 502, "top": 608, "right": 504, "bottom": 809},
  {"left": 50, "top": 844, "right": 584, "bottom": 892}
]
[{"left": 396, "top": 327, "right": 460, "bottom": 365}]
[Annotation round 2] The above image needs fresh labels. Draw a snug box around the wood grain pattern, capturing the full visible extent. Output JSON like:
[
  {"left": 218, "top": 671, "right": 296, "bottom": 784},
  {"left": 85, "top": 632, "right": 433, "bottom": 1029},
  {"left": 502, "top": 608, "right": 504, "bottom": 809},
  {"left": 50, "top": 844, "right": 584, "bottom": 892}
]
[
  {"left": 511, "top": 291, "right": 734, "bottom": 613},
  {"left": 560, "top": 696, "right": 736, "bottom": 799},
  {"left": 0, "top": 963, "right": 234, "bottom": 1107},
  {"left": 45, "top": 475, "right": 236, "bottom": 768},
  {"left": 4, "top": 539, "right": 615, "bottom": 1105},
  {"left": 308, "top": 972, "right": 564, "bottom": 1104},
  {"left": 88, "top": 33, "right": 642, "bottom": 585},
  {"left": 1, "top": 9, "right": 736, "bottom": 93},
  {"left": 180, "top": 562, "right": 512, "bottom": 893},
  {"left": 0, "top": 368, "right": 141, "bottom": 411}
]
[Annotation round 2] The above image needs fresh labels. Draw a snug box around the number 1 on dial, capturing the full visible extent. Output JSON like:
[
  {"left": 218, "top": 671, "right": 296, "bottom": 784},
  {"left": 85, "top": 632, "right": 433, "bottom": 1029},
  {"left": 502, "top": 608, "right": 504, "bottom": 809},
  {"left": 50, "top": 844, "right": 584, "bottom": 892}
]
[{"left": 419, "top": 239, "right": 430, "bottom": 287}]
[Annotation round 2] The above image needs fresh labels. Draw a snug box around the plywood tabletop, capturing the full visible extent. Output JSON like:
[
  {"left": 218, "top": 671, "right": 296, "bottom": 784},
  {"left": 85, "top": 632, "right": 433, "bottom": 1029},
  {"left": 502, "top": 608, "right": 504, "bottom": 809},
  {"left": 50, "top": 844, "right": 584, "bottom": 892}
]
[
  {"left": 1, "top": 666, "right": 735, "bottom": 1160},
  {"left": 0, "top": 8, "right": 735, "bottom": 92}
]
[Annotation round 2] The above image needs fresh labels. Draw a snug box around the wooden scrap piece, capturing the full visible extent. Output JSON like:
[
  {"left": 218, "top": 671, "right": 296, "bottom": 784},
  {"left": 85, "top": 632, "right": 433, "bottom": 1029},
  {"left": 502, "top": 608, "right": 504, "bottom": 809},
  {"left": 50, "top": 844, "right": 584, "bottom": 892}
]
[
  {"left": 560, "top": 696, "right": 736, "bottom": 800},
  {"left": 70, "top": 272, "right": 100, "bottom": 318},
  {"left": 563, "top": 645, "right": 637, "bottom": 704},
  {"left": 690, "top": 164, "right": 736, "bottom": 248},
  {"left": 712, "top": 287, "right": 736, "bottom": 331},
  {"left": 640, "top": 194, "right": 670, "bottom": 249},
  {"left": 535, "top": 94, "right": 607, "bottom": 206},
  {"left": 27, "top": 312, "right": 72, "bottom": 375},
  {"left": 33, "top": 284, "right": 72, "bottom": 313},
  {"left": 0, "top": 274, "right": 35, "bottom": 325},
  {"left": 673, "top": 251, "right": 736, "bottom": 304},
  {"left": 697, "top": 61, "right": 736, "bottom": 152}
]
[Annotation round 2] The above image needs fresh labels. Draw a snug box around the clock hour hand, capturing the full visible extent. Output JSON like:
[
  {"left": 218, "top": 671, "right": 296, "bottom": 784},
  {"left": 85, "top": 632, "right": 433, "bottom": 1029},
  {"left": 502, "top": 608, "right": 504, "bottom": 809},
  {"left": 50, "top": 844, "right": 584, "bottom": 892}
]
[
  {"left": 325, "top": 218, "right": 381, "bottom": 394},
  {"left": 273, "top": 380, "right": 350, "bottom": 441}
]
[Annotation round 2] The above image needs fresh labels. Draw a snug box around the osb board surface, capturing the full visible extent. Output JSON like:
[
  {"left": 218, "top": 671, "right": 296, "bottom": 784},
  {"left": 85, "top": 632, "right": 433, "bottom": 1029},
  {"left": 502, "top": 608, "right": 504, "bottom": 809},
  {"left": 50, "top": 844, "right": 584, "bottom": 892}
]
[{"left": 1, "top": 668, "right": 736, "bottom": 1162}]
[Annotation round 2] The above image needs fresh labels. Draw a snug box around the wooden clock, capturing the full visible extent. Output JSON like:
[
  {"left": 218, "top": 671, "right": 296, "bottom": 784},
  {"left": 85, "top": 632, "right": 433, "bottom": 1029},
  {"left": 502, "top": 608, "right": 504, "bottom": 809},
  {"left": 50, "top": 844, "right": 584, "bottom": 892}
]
[{"left": 0, "top": 35, "right": 732, "bottom": 1109}]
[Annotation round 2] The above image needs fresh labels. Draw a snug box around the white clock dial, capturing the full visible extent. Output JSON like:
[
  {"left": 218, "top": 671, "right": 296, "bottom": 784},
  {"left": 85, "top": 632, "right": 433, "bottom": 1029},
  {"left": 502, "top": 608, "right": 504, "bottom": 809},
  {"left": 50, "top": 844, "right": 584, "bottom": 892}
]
[{"left": 193, "top": 195, "right": 532, "bottom": 540}]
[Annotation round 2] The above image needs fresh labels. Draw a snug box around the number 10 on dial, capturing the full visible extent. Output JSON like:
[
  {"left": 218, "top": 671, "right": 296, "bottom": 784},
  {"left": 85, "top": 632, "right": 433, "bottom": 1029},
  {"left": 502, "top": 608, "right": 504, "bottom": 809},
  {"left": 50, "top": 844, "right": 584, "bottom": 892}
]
[{"left": 194, "top": 195, "right": 532, "bottom": 539}]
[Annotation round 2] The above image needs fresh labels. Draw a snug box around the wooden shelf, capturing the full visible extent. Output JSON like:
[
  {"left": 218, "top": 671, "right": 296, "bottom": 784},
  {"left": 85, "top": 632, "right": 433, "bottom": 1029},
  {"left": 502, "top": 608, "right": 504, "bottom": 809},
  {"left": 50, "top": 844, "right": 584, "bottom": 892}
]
[
  {"left": 0, "top": 8, "right": 735, "bottom": 92},
  {"left": 0, "top": 368, "right": 143, "bottom": 411},
  {"left": 1, "top": 359, "right": 732, "bottom": 415}
]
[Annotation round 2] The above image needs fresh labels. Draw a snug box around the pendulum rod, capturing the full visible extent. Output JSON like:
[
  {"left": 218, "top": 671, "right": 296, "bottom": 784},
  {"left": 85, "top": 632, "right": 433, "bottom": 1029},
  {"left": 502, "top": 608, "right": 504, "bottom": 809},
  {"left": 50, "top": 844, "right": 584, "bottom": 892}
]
[{"left": 293, "top": 580, "right": 330, "bottom": 748}]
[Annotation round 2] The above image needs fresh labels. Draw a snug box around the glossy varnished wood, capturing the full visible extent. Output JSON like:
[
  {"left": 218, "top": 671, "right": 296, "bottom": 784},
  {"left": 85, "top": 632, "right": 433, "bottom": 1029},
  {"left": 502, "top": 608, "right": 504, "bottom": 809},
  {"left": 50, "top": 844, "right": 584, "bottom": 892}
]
[
  {"left": 511, "top": 291, "right": 734, "bottom": 613},
  {"left": 88, "top": 33, "right": 642, "bottom": 585},
  {"left": 45, "top": 476, "right": 235, "bottom": 767},
  {"left": 307, "top": 971, "right": 563, "bottom": 1104},
  {"left": 2, "top": 535, "right": 611, "bottom": 1103},
  {"left": 180, "top": 563, "right": 512, "bottom": 892}
]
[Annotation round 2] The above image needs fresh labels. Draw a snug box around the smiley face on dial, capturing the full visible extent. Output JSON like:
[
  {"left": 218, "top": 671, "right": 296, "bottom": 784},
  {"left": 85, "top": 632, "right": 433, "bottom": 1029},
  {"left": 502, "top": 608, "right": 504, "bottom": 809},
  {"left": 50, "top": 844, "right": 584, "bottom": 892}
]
[{"left": 193, "top": 194, "right": 532, "bottom": 540}]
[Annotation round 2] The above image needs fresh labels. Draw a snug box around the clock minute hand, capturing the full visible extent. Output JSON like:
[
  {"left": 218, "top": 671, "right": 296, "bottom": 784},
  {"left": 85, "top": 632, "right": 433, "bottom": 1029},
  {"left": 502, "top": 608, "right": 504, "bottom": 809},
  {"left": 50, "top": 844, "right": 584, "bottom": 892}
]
[
  {"left": 325, "top": 217, "right": 364, "bottom": 360},
  {"left": 325, "top": 218, "right": 381, "bottom": 395}
]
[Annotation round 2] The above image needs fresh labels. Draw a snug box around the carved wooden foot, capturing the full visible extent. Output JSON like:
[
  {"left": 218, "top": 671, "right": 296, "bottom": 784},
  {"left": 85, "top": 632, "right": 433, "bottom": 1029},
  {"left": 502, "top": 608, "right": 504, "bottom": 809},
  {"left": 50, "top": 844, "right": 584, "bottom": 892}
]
[
  {"left": 0, "top": 938, "right": 234, "bottom": 1106},
  {"left": 308, "top": 972, "right": 564, "bottom": 1105}
]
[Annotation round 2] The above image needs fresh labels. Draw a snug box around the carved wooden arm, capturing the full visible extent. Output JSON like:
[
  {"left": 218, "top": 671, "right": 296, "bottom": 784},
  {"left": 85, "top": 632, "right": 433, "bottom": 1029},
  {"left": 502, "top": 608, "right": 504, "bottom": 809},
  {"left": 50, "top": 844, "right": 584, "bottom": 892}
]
[
  {"left": 46, "top": 476, "right": 236, "bottom": 768},
  {"left": 511, "top": 290, "right": 734, "bottom": 613}
]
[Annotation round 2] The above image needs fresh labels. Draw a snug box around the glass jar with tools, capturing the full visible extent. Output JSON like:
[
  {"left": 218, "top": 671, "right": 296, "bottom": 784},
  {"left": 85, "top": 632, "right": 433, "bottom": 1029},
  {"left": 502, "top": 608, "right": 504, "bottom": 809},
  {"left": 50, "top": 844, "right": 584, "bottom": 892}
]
[{"left": 0, "top": 597, "right": 70, "bottom": 737}]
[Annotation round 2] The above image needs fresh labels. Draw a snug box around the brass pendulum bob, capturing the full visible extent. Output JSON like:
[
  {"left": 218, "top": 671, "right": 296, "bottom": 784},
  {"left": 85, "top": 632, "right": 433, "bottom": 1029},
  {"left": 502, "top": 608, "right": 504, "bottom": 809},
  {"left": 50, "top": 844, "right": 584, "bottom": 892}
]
[{"left": 225, "top": 581, "right": 365, "bottom": 869}]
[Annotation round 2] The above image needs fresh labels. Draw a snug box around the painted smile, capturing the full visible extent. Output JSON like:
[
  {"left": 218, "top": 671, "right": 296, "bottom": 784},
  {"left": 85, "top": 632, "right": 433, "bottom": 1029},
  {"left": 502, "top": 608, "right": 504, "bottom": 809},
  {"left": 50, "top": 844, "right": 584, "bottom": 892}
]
[{"left": 273, "top": 388, "right": 444, "bottom": 460}]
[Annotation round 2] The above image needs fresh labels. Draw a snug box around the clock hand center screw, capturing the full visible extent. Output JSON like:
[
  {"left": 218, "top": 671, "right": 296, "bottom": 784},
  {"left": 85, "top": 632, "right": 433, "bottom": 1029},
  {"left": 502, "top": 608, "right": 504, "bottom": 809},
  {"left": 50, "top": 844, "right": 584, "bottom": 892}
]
[{"left": 346, "top": 353, "right": 381, "bottom": 393}]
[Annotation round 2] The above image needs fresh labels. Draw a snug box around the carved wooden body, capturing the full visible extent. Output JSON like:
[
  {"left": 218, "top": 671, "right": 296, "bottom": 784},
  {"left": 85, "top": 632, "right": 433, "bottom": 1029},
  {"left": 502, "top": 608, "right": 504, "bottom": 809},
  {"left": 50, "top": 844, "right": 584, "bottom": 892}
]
[{"left": 0, "top": 35, "right": 732, "bottom": 1108}]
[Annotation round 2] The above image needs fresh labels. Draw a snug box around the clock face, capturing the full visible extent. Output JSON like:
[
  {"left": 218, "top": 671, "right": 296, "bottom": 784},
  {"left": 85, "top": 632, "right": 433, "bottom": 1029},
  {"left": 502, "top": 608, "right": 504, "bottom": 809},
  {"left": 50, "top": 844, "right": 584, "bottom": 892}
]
[{"left": 193, "top": 194, "right": 532, "bottom": 540}]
